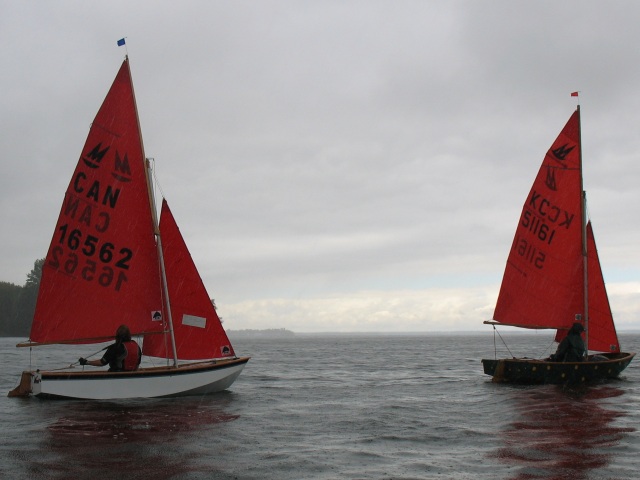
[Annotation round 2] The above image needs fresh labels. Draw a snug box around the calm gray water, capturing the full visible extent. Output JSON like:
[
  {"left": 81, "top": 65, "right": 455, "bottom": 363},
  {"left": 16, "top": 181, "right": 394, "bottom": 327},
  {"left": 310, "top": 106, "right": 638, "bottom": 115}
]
[{"left": 2, "top": 332, "right": 639, "bottom": 479}]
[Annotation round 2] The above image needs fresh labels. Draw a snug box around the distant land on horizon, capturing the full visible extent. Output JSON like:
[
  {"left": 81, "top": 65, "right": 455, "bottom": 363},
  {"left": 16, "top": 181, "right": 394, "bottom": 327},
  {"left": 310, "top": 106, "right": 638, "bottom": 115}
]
[
  {"left": 228, "top": 329, "right": 640, "bottom": 337},
  {"left": 227, "top": 328, "right": 295, "bottom": 338},
  {"left": 4, "top": 328, "right": 640, "bottom": 339}
]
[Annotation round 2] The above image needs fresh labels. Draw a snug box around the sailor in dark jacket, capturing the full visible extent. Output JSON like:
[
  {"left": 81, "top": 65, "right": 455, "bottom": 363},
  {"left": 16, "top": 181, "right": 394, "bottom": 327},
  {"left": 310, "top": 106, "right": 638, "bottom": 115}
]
[
  {"left": 78, "top": 325, "right": 142, "bottom": 371},
  {"left": 549, "top": 322, "right": 586, "bottom": 362}
]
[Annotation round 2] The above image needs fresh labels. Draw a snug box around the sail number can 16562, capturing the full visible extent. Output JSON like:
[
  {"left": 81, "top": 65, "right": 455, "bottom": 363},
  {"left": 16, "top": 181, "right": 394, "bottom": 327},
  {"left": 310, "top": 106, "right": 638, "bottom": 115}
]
[{"left": 48, "top": 223, "right": 131, "bottom": 291}]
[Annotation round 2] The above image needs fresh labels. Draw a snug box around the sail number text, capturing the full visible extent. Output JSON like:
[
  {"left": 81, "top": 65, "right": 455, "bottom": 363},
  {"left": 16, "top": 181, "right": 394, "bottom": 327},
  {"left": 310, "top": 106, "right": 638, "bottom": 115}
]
[
  {"left": 513, "top": 210, "right": 553, "bottom": 269},
  {"left": 513, "top": 235, "right": 545, "bottom": 269},
  {"left": 513, "top": 190, "right": 577, "bottom": 270},
  {"left": 521, "top": 210, "right": 556, "bottom": 245},
  {"left": 48, "top": 224, "right": 131, "bottom": 291}
]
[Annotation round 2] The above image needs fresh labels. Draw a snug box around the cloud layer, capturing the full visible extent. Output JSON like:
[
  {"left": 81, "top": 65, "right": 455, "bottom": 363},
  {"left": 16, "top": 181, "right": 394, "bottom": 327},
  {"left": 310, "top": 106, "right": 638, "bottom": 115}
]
[{"left": 2, "top": 1, "right": 640, "bottom": 332}]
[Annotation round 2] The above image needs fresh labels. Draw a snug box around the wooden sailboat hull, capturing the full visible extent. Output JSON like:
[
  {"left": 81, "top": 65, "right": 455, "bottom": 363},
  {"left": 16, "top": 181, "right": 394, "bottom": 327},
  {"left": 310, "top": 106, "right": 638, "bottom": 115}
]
[
  {"left": 10, "top": 357, "right": 249, "bottom": 400},
  {"left": 481, "top": 352, "right": 635, "bottom": 384}
]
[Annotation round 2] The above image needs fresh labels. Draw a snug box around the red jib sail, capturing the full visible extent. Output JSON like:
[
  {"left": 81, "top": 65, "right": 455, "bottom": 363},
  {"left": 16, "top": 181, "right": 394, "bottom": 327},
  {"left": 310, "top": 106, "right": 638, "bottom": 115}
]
[
  {"left": 492, "top": 109, "right": 619, "bottom": 353},
  {"left": 582, "top": 222, "right": 619, "bottom": 352},
  {"left": 142, "top": 200, "right": 235, "bottom": 360},
  {"left": 30, "top": 59, "right": 164, "bottom": 344}
]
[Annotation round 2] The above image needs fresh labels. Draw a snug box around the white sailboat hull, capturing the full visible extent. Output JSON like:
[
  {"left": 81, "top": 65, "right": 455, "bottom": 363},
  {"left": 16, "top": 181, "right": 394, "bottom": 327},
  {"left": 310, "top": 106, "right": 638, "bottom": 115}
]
[{"left": 18, "top": 357, "right": 249, "bottom": 400}]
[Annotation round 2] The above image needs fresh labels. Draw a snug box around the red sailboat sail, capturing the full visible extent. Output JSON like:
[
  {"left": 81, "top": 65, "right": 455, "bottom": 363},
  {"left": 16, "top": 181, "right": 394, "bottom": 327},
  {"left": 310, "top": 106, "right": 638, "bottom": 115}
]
[
  {"left": 142, "top": 200, "right": 235, "bottom": 360},
  {"left": 491, "top": 109, "right": 620, "bottom": 353},
  {"left": 493, "top": 111, "right": 583, "bottom": 330},
  {"left": 30, "top": 59, "right": 164, "bottom": 344},
  {"left": 582, "top": 223, "right": 619, "bottom": 352}
]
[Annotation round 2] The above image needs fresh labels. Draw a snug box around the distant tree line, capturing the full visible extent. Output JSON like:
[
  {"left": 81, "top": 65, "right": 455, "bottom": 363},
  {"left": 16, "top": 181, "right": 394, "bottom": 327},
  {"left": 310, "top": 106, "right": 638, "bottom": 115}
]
[
  {"left": 0, "top": 260, "right": 293, "bottom": 338},
  {"left": 0, "top": 259, "right": 43, "bottom": 337}
]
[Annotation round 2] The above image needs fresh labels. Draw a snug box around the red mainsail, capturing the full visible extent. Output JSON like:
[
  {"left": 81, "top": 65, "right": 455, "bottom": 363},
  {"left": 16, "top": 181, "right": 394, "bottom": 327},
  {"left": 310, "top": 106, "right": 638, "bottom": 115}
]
[
  {"left": 142, "top": 200, "right": 235, "bottom": 360},
  {"left": 30, "top": 59, "right": 164, "bottom": 344},
  {"left": 492, "top": 109, "right": 619, "bottom": 353}
]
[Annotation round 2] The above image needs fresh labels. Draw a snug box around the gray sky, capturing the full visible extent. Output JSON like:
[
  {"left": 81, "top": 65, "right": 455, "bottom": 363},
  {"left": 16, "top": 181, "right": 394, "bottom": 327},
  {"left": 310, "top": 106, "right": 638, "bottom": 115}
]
[{"left": 2, "top": 1, "right": 640, "bottom": 333}]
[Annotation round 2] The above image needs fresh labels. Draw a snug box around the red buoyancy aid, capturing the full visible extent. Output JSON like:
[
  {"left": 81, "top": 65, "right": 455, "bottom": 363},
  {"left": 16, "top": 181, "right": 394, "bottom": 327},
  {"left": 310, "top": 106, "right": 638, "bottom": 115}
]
[{"left": 122, "top": 340, "right": 141, "bottom": 371}]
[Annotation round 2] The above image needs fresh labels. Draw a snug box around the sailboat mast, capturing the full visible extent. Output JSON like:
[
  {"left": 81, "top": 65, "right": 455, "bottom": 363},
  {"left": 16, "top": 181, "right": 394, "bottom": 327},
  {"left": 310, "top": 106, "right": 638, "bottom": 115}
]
[
  {"left": 577, "top": 104, "right": 589, "bottom": 352},
  {"left": 126, "top": 56, "right": 179, "bottom": 367},
  {"left": 144, "top": 161, "right": 179, "bottom": 367}
]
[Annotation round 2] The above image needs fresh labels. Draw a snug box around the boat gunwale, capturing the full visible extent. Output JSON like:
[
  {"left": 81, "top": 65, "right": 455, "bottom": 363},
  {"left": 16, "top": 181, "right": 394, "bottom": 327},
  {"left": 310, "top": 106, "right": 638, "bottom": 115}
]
[
  {"left": 481, "top": 352, "right": 635, "bottom": 384},
  {"left": 481, "top": 352, "right": 635, "bottom": 365},
  {"left": 31, "top": 356, "right": 250, "bottom": 380}
]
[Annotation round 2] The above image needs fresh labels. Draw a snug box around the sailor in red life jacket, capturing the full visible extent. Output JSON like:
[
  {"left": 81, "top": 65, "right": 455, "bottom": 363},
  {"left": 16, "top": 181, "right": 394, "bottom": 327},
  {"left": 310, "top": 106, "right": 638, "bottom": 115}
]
[{"left": 79, "top": 324, "right": 142, "bottom": 371}]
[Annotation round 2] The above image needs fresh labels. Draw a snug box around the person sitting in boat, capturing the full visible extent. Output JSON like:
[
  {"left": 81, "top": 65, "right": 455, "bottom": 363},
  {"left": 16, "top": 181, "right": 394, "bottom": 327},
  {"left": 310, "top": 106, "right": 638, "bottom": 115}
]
[
  {"left": 548, "top": 322, "right": 586, "bottom": 362},
  {"left": 79, "top": 324, "right": 142, "bottom": 371}
]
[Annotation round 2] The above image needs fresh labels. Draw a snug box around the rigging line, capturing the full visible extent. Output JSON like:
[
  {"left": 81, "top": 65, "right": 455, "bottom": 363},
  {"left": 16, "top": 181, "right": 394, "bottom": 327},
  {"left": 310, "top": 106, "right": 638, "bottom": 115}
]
[
  {"left": 149, "top": 157, "right": 167, "bottom": 201},
  {"left": 584, "top": 192, "right": 591, "bottom": 222},
  {"left": 540, "top": 338, "right": 555, "bottom": 360},
  {"left": 492, "top": 326, "right": 497, "bottom": 359},
  {"left": 148, "top": 156, "right": 170, "bottom": 366},
  {"left": 492, "top": 325, "right": 514, "bottom": 358},
  {"left": 69, "top": 345, "right": 109, "bottom": 369},
  {"left": 148, "top": 157, "right": 176, "bottom": 367},
  {"left": 52, "top": 364, "right": 82, "bottom": 371},
  {"left": 81, "top": 346, "right": 109, "bottom": 361}
]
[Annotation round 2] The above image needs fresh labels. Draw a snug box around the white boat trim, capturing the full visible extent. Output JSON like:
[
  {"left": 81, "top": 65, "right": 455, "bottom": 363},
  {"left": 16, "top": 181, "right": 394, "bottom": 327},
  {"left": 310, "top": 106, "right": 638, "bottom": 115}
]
[{"left": 24, "top": 357, "right": 249, "bottom": 400}]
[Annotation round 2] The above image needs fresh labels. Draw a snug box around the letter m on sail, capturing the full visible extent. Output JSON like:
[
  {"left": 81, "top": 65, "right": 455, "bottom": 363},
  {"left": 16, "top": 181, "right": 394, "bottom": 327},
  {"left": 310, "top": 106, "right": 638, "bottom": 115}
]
[
  {"left": 82, "top": 143, "right": 110, "bottom": 169},
  {"left": 112, "top": 151, "right": 132, "bottom": 182}
]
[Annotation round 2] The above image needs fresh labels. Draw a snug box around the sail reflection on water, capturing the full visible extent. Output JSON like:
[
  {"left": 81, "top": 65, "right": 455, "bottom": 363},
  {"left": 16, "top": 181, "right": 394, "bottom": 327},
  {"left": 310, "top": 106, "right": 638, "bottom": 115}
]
[
  {"left": 37, "top": 399, "right": 239, "bottom": 478},
  {"left": 492, "top": 386, "right": 633, "bottom": 479}
]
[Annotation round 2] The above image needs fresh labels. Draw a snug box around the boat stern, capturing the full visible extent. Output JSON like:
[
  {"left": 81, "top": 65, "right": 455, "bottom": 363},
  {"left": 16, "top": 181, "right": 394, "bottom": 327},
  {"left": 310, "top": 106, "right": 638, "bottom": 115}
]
[{"left": 481, "top": 359, "right": 498, "bottom": 376}]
